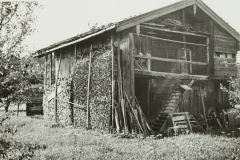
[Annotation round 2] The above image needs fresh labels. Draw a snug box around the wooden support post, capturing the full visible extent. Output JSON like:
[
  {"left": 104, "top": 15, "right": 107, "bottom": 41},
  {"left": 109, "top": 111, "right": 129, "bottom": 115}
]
[
  {"left": 111, "top": 32, "right": 115, "bottom": 131},
  {"left": 75, "top": 44, "right": 77, "bottom": 58},
  {"left": 198, "top": 80, "right": 209, "bottom": 131},
  {"left": 129, "top": 33, "right": 135, "bottom": 109},
  {"left": 44, "top": 54, "right": 47, "bottom": 90},
  {"left": 206, "top": 37, "right": 210, "bottom": 75},
  {"left": 17, "top": 103, "right": 20, "bottom": 117},
  {"left": 209, "top": 20, "right": 214, "bottom": 76},
  {"left": 50, "top": 53, "right": 52, "bottom": 86},
  {"left": 114, "top": 34, "right": 121, "bottom": 133},
  {"left": 189, "top": 50, "right": 192, "bottom": 74},
  {"left": 55, "top": 50, "right": 62, "bottom": 123},
  {"left": 207, "top": 37, "right": 209, "bottom": 63},
  {"left": 183, "top": 35, "right": 187, "bottom": 74},
  {"left": 147, "top": 80, "right": 151, "bottom": 120},
  {"left": 136, "top": 25, "right": 140, "bottom": 37},
  {"left": 87, "top": 44, "right": 92, "bottom": 129}
]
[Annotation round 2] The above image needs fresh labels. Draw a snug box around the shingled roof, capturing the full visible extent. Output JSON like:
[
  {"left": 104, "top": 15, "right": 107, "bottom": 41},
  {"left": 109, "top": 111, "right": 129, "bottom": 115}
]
[{"left": 35, "top": 0, "right": 240, "bottom": 57}]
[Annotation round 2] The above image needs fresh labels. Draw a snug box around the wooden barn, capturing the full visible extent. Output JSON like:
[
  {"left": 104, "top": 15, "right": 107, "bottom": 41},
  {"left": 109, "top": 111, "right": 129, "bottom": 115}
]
[{"left": 35, "top": 0, "right": 240, "bottom": 134}]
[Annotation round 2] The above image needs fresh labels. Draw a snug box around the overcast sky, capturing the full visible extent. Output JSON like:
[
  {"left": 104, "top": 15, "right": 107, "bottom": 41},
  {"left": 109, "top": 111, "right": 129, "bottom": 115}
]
[{"left": 24, "top": 0, "right": 240, "bottom": 51}]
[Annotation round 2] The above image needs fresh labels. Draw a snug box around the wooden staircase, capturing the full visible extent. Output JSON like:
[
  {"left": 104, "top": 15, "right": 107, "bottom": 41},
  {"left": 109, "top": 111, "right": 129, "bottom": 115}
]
[{"left": 151, "top": 80, "right": 194, "bottom": 134}]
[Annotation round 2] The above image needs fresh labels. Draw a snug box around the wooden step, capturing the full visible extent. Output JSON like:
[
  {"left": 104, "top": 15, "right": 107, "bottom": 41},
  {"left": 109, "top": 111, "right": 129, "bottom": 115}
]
[
  {"left": 166, "top": 104, "right": 177, "bottom": 107},
  {"left": 166, "top": 99, "right": 177, "bottom": 103},
  {"left": 165, "top": 102, "right": 176, "bottom": 106},
  {"left": 172, "top": 92, "right": 181, "bottom": 95},
  {"left": 170, "top": 95, "right": 180, "bottom": 99}
]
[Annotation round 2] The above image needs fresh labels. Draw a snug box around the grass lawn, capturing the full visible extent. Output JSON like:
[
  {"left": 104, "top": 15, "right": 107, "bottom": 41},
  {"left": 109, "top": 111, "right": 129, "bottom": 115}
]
[{"left": 1, "top": 112, "right": 240, "bottom": 160}]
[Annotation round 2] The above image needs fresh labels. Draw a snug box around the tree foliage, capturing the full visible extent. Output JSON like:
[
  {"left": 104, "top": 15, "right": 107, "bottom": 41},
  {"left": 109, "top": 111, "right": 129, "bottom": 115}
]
[{"left": 0, "top": 2, "right": 42, "bottom": 111}]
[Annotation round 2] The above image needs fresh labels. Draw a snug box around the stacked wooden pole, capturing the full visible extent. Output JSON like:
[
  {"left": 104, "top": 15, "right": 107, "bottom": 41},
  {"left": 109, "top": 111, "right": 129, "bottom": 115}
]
[{"left": 109, "top": 33, "right": 154, "bottom": 136}]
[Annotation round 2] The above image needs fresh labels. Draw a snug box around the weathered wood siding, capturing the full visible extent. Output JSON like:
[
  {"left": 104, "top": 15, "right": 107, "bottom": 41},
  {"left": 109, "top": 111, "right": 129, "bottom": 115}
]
[
  {"left": 214, "top": 58, "right": 237, "bottom": 77},
  {"left": 214, "top": 24, "right": 237, "bottom": 54}
]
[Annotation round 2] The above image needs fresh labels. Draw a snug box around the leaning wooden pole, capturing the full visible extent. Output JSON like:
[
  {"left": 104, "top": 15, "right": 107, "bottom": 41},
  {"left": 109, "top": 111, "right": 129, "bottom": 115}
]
[
  {"left": 111, "top": 33, "right": 115, "bottom": 131},
  {"left": 87, "top": 44, "right": 92, "bottom": 129},
  {"left": 198, "top": 80, "right": 209, "bottom": 131},
  {"left": 55, "top": 50, "right": 62, "bottom": 123}
]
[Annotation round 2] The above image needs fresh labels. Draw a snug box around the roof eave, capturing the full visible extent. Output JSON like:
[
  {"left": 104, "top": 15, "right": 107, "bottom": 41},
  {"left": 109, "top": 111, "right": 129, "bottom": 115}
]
[
  {"left": 195, "top": 0, "right": 240, "bottom": 41},
  {"left": 34, "top": 25, "right": 116, "bottom": 57},
  {"left": 116, "top": 0, "right": 195, "bottom": 32}
]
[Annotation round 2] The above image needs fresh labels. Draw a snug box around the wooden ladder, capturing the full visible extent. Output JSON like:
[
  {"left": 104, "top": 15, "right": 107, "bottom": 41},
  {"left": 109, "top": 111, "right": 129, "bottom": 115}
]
[{"left": 170, "top": 112, "right": 192, "bottom": 132}]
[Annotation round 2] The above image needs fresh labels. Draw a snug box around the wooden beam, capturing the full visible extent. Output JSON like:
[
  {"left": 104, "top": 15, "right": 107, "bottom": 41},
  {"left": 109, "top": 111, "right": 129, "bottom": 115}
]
[
  {"left": 55, "top": 50, "right": 62, "bottom": 122},
  {"left": 135, "top": 69, "right": 209, "bottom": 80},
  {"left": 134, "top": 33, "right": 208, "bottom": 47},
  {"left": 87, "top": 44, "right": 92, "bottom": 129},
  {"left": 134, "top": 55, "right": 208, "bottom": 66},
  {"left": 111, "top": 32, "right": 115, "bottom": 130}
]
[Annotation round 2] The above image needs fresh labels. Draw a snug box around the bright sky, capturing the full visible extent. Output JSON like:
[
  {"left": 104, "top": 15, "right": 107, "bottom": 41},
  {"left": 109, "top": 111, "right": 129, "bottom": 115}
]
[{"left": 24, "top": 0, "right": 240, "bottom": 51}]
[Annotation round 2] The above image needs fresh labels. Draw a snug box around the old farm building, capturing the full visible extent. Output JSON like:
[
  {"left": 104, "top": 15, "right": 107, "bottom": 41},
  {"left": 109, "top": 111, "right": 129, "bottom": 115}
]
[{"left": 35, "top": 0, "right": 240, "bottom": 134}]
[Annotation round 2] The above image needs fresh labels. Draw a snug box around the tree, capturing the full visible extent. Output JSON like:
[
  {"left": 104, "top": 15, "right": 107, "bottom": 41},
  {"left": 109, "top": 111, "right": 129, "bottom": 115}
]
[
  {"left": 0, "top": 2, "right": 42, "bottom": 112},
  {"left": 220, "top": 63, "right": 240, "bottom": 118}
]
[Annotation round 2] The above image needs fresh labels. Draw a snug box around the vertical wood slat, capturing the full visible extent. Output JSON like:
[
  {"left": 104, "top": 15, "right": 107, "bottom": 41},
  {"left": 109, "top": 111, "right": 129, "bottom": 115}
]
[
  {"left": 182, "top": 35, "right": 187, "bottom": 74},
  {"left": 87, "top": 44, "right": 92, "bottom": 129},
  {"left": 44, "top": 54, "right": 47, "bottom": 90},
  {"left": 206, "top": 37, "right": 210, "bottom": 75},
  {"left": 111, "top": 32, "right": 115, "bottom": 130},
  {"left": 50, "top": 53, "right": 52, "bottom": 86},
  {"left": 55, "top": 50, "right": 62, "bottom": 122},
  {"left": 209, "top": 20, "right": 214, "bottom": 76}
]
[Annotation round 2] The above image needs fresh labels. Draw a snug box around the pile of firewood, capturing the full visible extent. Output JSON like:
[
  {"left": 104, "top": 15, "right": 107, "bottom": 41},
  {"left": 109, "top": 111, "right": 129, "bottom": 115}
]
[
  {"left": 43, "top": 75, "right": 73, "bottom": 126},
  {"left": 72, "top": 49, "right": 112, "bottom": 133},
  {"left": 89, "top": 50, "right": 111, "bottom": 133},
  {"left": 72, "top": 58, "right": 88, "bottom": 127}
]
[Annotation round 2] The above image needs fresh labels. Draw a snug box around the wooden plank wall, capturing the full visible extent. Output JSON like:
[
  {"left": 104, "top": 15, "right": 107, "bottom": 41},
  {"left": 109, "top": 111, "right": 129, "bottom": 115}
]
[
  {"left": 213, "top": 23, "right": 237, "bottom": 77},
  {"left": 54, "top": 32, "right": 112, "bottom": 78},
  {"left": 214, "top": 58, "right": 237, "bottom": 77},
  {"left": 214, "top": 24, "right": 237, "bottom": 54}
]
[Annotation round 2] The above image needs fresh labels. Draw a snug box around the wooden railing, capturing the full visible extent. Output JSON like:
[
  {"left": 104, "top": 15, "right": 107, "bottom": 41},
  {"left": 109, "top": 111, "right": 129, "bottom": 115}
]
[{"left": 134, "top": 55, "right": 208, "bottom": 66}]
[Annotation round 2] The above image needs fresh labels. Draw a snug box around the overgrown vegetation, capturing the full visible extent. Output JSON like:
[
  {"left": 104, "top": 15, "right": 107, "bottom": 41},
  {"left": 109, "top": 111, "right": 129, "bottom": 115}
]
[
  {"left": 0, "top": 2, "right": 42, "bottom": 112},
  {"left": 1, "top": 112, "right": 240, "bottom": 159}
]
